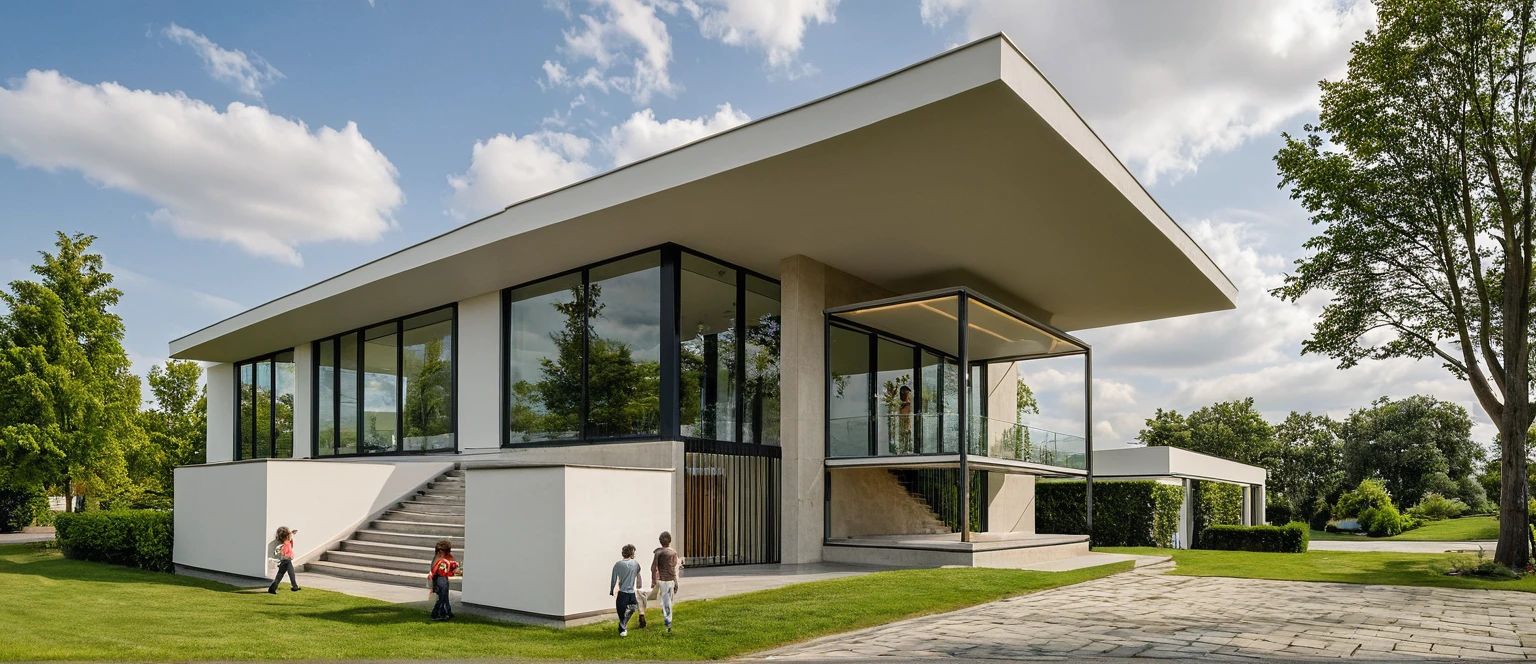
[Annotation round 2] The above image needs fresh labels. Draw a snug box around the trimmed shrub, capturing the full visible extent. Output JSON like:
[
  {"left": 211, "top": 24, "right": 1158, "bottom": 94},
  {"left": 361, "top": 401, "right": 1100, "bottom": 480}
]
[
  {"left": 1198, "top": 522, "right": 1309, "bottom": 553},
  {"left": 54, "top": 510, "right": 173, "bottom": 572},
  {"left": 1407, "top": 493, "right": 1467, "bottom": 521},
  {"left": 0, "top": 486, "right": 43, "bottom": 533},
  {"left": 1037, "top": 480, "right": 1184, "bottom": 547}
]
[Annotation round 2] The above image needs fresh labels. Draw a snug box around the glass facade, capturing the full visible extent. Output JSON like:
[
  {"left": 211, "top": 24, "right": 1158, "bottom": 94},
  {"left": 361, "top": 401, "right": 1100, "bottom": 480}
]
[
  {"left": 234, "top": 350, "right": 295, "bottom": 460},
  {"left": 314, "top": 305, "right": 456, "bottom": 456},
  {"left": 504, "top": 247, "right": 781, "bottom": 448}
]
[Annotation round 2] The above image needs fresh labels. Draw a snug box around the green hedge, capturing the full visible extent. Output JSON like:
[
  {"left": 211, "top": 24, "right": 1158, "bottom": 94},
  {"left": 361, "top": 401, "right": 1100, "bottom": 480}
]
[
  {"left": 1192, "top": 481, "right": 1243, "bottom": 547},
  {"left": 1198, "top": 522, "right": 1309, "bottom": 553},
  {"left": 1038, "top": 480, "right": 1184, "bottom": 547},
  {"left": 54, "top": 510, "right": 174, "bottom": 572}
]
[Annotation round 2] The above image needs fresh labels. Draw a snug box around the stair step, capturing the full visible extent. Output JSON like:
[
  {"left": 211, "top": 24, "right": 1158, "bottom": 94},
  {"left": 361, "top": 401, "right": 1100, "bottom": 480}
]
[
  {"left": 354, "top": 529, "right": 464, "bottom": 548},
  {"left": 306, "top": 560, "right": 461, "bottom": 591},
  {"left": 324, "top": 549, "right": 445, "bottom": 573},
  {"left": 371, "top": 519, "right": 465, "bottom": 537},
  {"left": 412, "top": 492, "right": 465, "bottom": 504},
  {"left": 384, "top": 509, "right": 464, "bottom": 525},
  {"left": 398, "top": 500, "right": 465, "bottom": 515},
  {"left": 341, "top": 539, "right": 464, "bottom": 562}
]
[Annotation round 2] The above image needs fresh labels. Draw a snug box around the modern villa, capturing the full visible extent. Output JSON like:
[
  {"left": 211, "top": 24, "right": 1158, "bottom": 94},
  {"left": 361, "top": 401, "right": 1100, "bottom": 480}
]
[{"left": 169, "top": 33, "right": 1238, "bottom": 624}]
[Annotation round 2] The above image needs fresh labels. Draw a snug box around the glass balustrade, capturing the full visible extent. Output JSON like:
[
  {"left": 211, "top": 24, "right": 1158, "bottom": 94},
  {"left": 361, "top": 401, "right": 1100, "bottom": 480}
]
[{"left": 825, "top": 413, "right": 1086, "bottom": 471}]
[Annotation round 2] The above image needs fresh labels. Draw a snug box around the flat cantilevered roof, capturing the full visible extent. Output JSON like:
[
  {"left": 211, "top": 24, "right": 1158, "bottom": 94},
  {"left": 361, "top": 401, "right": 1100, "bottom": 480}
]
[{"left": 170, "top": 33, "right": 1237, "bottom": 362}]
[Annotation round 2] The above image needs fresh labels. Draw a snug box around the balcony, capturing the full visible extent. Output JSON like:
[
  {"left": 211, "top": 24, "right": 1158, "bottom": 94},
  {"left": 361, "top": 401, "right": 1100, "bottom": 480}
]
[{"left": 824, "top": 287, "right": 1090, "bottom": 476}]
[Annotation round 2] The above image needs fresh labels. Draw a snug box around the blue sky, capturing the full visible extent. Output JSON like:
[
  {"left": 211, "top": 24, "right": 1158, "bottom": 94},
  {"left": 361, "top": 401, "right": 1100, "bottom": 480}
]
[{"left": 0, "top": 1, "right": 1488, "bottom": 445}]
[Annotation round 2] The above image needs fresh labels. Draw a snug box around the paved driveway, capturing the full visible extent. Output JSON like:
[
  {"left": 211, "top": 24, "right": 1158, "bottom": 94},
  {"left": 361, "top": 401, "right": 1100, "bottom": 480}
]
[
  {"left": 1309, "top": 539, "right": 1497, "bottom": 554},
  {"left": 759, "top": 563, "right": 1536, "bottom": 661}
]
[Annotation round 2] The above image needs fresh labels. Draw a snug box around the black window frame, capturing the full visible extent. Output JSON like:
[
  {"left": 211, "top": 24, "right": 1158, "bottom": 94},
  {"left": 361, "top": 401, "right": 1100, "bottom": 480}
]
[
  {"left": 232, "top": 349, "right": 297, "bottom": 461},
  {"left": 310, "top": 303, "right": 460, "bottom": 459},
  {"left": 499, "top": 242, "right": 781, "bottom": 454}
]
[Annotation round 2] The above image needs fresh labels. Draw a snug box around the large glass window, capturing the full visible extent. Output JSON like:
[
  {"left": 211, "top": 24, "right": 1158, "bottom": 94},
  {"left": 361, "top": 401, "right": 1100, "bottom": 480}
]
[
  {"left": 234, "top": 350, "right": 295, "bottom": 460},
  {"left": 313, "top": 306, "right": 456, "bottom": 456},
  {"left": 402, "top": 308, "right": 455, "bottom": 452},
  {"left": 507, "top": 273, "right": 583, "bottom": 443},
  {"left": 503, "top": 247, "right": 780, "bottom": 447},
  {"left": 828, "top": 325, "right": 872, "bottom": 457},
  {"left": 743, "top": 275, "right": 781, "bottom": 446},
  {"left": 681, "top": 254, "right": 738, "bottom": 441},
  {"left": 876, "top": 338, "right": 916, "bottom": 456},
  {"left": 587, "top": 253, "right": 662, "bottom": 438}
]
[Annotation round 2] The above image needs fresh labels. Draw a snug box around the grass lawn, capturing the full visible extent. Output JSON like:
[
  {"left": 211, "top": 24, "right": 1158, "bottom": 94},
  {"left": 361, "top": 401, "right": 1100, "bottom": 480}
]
[
  {"left": 1308, "top": 515, "right": 1500, "bottom": 542},
  {"left": 0, "top": 543, "right": 1130, "bottom": 661},
  {"left": 1103, "top": 546, "right": 1536, "bottom": 593}
]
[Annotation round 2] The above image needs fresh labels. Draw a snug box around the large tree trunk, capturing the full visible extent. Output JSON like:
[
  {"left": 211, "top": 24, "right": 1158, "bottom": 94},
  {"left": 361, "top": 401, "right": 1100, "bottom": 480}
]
[
  {"left": 1497, "top": 416, "right": 1531, "bottom": 567},
  {"left": 62, "top": 477, "right": 74, "bottom": 514}
]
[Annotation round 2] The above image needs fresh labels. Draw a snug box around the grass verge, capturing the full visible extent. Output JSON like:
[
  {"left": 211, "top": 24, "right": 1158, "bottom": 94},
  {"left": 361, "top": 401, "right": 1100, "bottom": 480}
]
[
  {"left": 0, "top": 543, "right": 1130, "bottom": 661},
  {"left": 1104, "top": 546, "right": 1535, "bottom": 593},
  {"left": 1309, "top": 515, "right": 1500, "bottom": 542}
]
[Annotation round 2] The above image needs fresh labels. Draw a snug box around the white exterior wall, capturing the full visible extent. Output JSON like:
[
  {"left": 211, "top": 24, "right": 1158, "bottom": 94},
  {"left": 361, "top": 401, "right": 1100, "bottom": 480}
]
[
  {"left": 173, "top": 459, "right": 449, "bottom": 579},
  {"left": 457, "top": 291, "right": 501, "bottom": 452},
  {"left": 292, "top": 343, "right": 314, "bottom": 458},
  {"left": 174, "top": 461, "right": 266, "bottom": 576},
  {"left": 464, "top": 465, "right": 673, "bottom": 620},
  {"left": 205, "top": 362, "right": 235, "bottom": 464}
]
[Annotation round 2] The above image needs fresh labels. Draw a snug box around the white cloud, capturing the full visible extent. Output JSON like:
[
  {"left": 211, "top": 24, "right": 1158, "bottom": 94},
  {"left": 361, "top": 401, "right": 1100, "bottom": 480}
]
[
  {"left": 682, "top": 0, "right": 837, "bottom": 76},
  {"left": 605, "top": 103, "right": 749, "bottom": 165},
  {"left": 920, "top": 0, "right": 1374, "bottom": 184},
  {"left": 547, "top": 0, "right": 680, "bottom": 104},
  {"left": 162, "top": 23, "right": 284, "bottom": 99},
  {"left": 446, "top": 131, "right": 599, "bottom": 220},
  {"left": 0, "top": 70, "right": 403, "bottom": 265}
]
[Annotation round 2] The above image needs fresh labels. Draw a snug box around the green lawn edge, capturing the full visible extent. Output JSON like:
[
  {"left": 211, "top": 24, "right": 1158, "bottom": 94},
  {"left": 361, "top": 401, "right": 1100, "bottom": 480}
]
[
  {"left": 0, "top": 543, "right": 1131, "bottom": 661},
  {"left": 1101, "top": 546, "right": 1536, "bottom": 593},
  {"left": 1308, "top": 515, "right": 1499, "bottom": 542}
]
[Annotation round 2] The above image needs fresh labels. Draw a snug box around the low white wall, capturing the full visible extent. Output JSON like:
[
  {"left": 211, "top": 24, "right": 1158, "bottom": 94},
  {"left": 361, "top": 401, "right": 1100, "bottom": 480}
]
[
  {"left": 174, "top": 461, "right": 267, "bottom": 577},
  {"left": 464, "top": 465, "right": 674, "bottom": 620},
  {"left": 173, "top": 459, "right": 451, "bottom": 579}
]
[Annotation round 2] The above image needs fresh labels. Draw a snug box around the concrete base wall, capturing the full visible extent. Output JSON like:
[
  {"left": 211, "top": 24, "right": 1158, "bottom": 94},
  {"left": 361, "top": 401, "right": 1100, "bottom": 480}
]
[
  {"left": 828, "top": 468, "right": 950, "bottom": 538},
  {"left": 464, "top": 465, "right": 673, "bottom": 620}
]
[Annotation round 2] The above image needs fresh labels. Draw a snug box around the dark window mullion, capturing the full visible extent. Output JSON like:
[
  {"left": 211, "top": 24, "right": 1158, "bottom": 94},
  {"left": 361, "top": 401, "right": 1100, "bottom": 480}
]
[
  {"left": 356, "top": 331, "right": 365, "bottom": 456},
  {"left": 269, "top": 358, "right": 277, "bottom": 459},
  {"left": 396, "top": 319, "right": 404, "bottom": 454},
  {"left": 735, "top": 271, "right": 746, "bottom": 444},
  {"left": 866, "top": 331, "right": 877, "bottom": 457},
  {"left": 580, "top": 269, "right": 590, "bottom": 440}
]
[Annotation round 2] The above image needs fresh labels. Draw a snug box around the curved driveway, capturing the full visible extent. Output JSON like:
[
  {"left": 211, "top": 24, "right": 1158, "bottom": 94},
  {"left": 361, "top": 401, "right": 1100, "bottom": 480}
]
[{"left": 759, "top": 562, "right": 1536, "bottom": 661}]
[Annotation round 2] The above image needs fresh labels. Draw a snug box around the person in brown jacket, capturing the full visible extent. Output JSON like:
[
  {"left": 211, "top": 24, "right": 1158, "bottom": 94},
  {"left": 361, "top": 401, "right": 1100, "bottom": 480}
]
[{"left": 650, "top": 531, "right": 681, "bottom": 634}]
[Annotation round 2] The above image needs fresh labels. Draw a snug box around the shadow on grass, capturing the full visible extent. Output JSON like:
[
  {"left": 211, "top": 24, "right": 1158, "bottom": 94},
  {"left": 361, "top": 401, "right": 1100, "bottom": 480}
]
[
  {"left": 302, "top": 604, "right": 443, "bottom": 627},
  {"left": 0, "top": 545, "right": 239, "bottom": 592}
]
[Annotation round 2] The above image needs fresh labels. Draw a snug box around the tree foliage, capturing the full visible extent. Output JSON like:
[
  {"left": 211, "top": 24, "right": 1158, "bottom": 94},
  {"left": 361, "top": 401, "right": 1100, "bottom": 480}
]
[
  {"left": 1136, "top": 398, "right": 1276, "bottom": 466},
  {"left": 1273, "top": 0, "right": 1536, "bottom": 565},
  {"left": 0, "top": 232, "right": 142, "bottom": 509},
  {"left": 1340, "top": 395, "right": 1483, "bottom": 507},
  {"left": 1270, "top": 411, "right": 1346, "bottom": 522}
]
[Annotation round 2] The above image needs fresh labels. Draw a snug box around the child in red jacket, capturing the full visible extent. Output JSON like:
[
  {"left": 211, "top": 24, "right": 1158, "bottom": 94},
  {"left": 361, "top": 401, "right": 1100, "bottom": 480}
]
[{"left": 428, "top": 540, "right": 461, "bottom": 621}]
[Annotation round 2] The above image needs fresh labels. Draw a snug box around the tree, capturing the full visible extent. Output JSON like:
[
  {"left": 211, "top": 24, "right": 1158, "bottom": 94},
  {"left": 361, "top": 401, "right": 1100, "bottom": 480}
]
[
  {"left": 1273, "top": 0, "right": 1536, "bottom": 565},
  {"left": 1339, "top": 395, "right": 1482, "bottom": 508},
  {"left": 1271, "top": 412, "right": 1346, "bottom": 522},
  {"left": 0, "top": 232, "right": 140, "bottom": 510},
  {"left": 136, "top": 360, "right": 207, "bottom": 503},
  {"left": 1137, "top": 398, "right": 1276, "bottom": 466}
]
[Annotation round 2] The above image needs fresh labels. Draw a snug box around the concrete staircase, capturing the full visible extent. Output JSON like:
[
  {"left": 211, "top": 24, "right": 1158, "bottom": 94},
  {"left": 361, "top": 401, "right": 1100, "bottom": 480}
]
[{"left": 306, "top": 468, "right": 465, "bottom": 590}]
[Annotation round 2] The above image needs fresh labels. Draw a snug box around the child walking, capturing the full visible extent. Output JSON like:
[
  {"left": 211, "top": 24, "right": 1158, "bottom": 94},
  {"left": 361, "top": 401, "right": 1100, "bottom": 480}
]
[
  {"left": 268, "top": 527, "right": 300, "bottom": 594},
  {"left": 428, "top": 539, "right": 461, "bottom": 621},
  {"left": 650, "top": 531, "right": 681, "bottom": 634},
  {"left": 609, "top": 544, "right": 642, "bottom": 637}
]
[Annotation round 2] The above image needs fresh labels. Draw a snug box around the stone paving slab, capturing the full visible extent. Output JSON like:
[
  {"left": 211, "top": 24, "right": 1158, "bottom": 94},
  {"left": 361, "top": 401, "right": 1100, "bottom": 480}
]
[{"left": 756, "top": 562, "right": 1536, "bottom": 661}]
